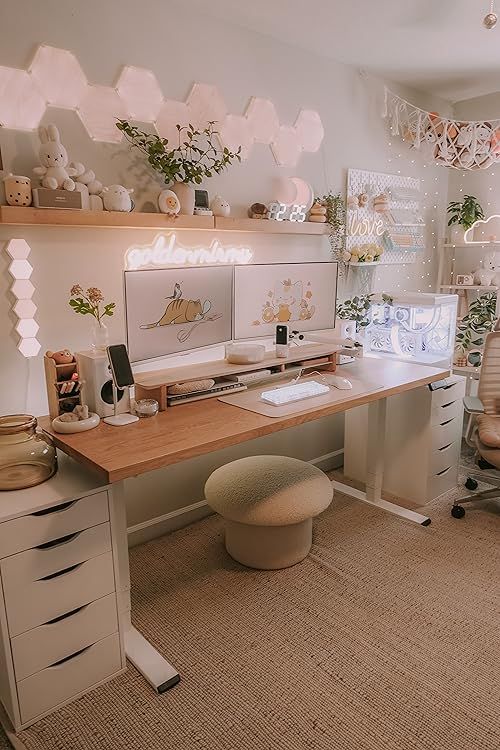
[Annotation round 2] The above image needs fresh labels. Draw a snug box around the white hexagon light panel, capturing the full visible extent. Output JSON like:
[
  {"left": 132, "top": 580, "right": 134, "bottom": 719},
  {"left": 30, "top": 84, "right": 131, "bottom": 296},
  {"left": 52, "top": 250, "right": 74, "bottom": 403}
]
[
  {"left": 29, "top": 45, "right": 88, "bottom": 110},
  {"left": 5, "top": 239, "right": 40, "bottom": 358},
  {"left": 0, "top": 44, "right": 324, "bottom": 164},
  {"left": 117, "top": 66, "right": 163, "bottom": 122}
]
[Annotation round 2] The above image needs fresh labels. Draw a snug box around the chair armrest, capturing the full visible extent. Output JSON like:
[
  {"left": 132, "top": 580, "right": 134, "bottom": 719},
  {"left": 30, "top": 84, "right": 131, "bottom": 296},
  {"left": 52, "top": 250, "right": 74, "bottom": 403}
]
[{"left": 463, "top": 396, "right": 484, "bottom": 414}]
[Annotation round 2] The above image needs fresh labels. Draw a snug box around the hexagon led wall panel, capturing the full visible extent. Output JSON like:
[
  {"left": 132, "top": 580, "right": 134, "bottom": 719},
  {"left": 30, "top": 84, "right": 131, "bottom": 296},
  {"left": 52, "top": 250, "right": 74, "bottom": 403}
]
[
  {"left": 5, "top": 239, "right": 40, "bottom": 358},
  {"left": 0, "top": 44, "right": 325, "bottom": 164},
  {"left": 29, "top": 45, "right": 88, "bottom": 109}
]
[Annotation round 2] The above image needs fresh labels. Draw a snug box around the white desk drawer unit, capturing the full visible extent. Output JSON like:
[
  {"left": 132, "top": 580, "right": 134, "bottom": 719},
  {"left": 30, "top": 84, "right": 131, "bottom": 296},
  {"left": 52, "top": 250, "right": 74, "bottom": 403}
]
[
  {"left": 0, "top": 471, "right": 125, "bottom": 733},
  {"left": 345, "top": 375, "right": 466, "bottom": 506}
]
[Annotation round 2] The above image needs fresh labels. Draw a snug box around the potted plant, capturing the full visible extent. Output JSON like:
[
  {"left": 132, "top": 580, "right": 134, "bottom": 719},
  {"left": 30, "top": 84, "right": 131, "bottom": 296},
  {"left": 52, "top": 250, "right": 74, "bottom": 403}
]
[
  {"left": 455, "top": 291, "right": 497, "bottom": 365},
  {"left": 336, "top": 294, "right": 374, "bottom": 336},
  {"left": 116, "top": 120, "right": 241, "bottom": 215},
  {"left": 316, "top": 192, "right": 346, "bottom": 267},
  {"left": 447, "top": 195, "right": 484, "bottom": 243}
]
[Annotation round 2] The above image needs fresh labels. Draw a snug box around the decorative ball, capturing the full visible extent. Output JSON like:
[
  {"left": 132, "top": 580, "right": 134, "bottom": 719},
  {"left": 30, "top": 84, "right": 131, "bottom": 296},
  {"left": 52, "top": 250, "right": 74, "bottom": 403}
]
[{"left": 484, "top": 12, "right": 498, "bottom": 28}]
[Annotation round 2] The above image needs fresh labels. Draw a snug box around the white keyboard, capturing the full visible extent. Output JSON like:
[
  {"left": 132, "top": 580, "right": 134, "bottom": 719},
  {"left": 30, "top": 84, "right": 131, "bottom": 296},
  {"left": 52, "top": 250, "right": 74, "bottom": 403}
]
[{"left": 261, "top": 380, "right": 330, "bottom": 406}]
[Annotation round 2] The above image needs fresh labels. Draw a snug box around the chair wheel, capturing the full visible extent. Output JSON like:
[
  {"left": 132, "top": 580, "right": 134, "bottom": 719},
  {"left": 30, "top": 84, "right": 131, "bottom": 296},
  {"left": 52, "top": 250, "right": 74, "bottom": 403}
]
[
  {"left": 478, "top": 457, "right": 494, "bottom": 470},
  {"left": 465, "top": 477, "right": 478, "bottom": 491},
  {"left": 451, "top": 505, "right": 466, "bottom": 519}
]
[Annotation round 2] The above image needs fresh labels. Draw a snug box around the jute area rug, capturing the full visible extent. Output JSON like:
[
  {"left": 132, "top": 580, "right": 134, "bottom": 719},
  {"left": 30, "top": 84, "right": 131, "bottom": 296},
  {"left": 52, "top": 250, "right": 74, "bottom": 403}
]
[{"left": 4, "top": 486, "right": 500, "bottom": 750}]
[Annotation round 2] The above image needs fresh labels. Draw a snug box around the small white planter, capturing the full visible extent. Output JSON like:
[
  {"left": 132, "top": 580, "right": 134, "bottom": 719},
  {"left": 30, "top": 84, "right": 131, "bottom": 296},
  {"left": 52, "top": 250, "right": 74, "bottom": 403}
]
[
  {"left": 171, "top": 181, "right": 195, "bottom": 215},
  {"left": 450, "top": 225, "right": 466, "bottom": 244}
]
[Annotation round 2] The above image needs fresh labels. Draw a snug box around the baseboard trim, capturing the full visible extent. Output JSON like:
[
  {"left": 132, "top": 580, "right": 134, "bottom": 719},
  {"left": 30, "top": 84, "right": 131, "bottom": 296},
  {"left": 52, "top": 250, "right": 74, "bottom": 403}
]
[{"left": 127, "top": 449, "right": 344, "bottom": 547}]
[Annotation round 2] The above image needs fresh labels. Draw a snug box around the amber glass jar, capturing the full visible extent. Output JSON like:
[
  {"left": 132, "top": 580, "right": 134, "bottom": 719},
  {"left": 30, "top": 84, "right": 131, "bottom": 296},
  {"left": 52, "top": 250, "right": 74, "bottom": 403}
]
[{"left": 0, "top": 415, "right": 57, "bottom": 491}]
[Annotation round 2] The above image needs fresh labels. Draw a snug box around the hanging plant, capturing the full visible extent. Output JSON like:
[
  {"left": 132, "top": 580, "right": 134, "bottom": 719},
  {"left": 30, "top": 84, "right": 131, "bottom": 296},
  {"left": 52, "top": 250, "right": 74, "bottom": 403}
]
[{"left": 316, "top": 192, "right": 346, "bottom": 265}]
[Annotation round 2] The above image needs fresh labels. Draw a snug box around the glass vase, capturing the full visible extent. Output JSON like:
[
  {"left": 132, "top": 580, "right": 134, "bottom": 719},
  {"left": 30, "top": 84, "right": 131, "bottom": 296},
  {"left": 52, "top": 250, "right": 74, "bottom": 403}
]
[
  {"left": 0, "top": 415, "right": 57, "bottom": 491},
  {"left": 91, "top": 320, "right": 109, "bottom": 352}
]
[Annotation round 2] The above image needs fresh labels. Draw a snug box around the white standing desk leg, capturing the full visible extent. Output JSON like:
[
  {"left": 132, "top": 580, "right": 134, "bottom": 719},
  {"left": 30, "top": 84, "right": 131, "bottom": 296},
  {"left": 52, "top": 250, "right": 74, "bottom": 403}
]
[
  {"left": 110, "top": 482, "right": 180, "bottom": 693},
  {"left": 333, "top": 398, "right": 431, "bottom": 526}
]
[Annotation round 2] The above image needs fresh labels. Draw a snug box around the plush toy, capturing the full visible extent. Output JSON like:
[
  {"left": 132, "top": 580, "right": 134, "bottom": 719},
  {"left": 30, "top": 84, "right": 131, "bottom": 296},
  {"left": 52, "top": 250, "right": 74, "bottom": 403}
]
[
  {"left": 73, "top": 404, "right": 89, "bottom": 420},
  {"left": 473, "top": 251, "right": 500, "bottom": 286},
  {"left": 248, "top": 202, "right": 268, "bottom": 219},
  {"left": 101, "top": 185, "right": 134, "bottom": 212},
  {"left": 211, "top": 195, "right": 230, "bottom": 217},
  {"left": 45, "top": 349, "right": 76, "bottom": 379},
  {"left": 33, "top": 125, "right": 84, "bottom": 191},
  {"left": 158, "top": 189, "right": 180, "bottom": 216}
]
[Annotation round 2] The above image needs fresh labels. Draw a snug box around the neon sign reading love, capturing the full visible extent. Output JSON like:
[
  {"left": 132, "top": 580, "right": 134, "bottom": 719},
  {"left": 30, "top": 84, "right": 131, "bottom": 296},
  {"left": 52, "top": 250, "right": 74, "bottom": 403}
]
[
  {"left": 125, "top": 233, "right": 253, "bottom": 270},
  {"left": 348, "top": 216, "right": 384, "bottom": 237}
]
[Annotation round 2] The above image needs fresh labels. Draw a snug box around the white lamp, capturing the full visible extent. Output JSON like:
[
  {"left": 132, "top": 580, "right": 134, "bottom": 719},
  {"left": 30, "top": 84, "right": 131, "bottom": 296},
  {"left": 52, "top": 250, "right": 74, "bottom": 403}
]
[{"left": 6, "top": 239, "right": 40, "bottom": 358}]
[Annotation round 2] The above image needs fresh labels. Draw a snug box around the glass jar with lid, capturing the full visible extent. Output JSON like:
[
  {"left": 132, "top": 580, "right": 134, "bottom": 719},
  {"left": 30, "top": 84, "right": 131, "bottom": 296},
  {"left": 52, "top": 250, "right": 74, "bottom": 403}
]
[{"left": 0, "top": 415, "right": 57, "bottom": 491}]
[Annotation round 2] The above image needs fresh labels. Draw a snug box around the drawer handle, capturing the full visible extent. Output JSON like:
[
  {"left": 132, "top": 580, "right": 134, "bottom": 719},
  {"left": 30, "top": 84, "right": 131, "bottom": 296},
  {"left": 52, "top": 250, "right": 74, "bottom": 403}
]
[
  {"left": 45, "top": 604, "right": 87, "bottom": 625},
  {"left": 438, "top": 443, "right": 453, "bottom": 452},
  {"left": 440, "top": 401, "right": 455, "bottom": 409},
  {"left": 38, "top": 562, "right": 83, "bottom": 581},
  {"left": 440, "top": 418, "right": 455, "bottom": 427},
  {"left": 36, "top": 531, "right": 81, "bottom": 550},
  {"left": 31, "top": 499, "right": 78, "bottom": 516},
  {"left": 436, "top": 466, "right": 451, "bottom": 476},
  {"left": 48, "top": 645, "right": 92, "bottom": 669}
]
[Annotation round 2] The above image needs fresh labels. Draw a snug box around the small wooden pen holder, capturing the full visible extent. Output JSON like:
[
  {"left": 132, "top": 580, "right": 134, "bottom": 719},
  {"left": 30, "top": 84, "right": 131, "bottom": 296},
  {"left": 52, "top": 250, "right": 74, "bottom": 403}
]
[{"left": 43, "top": 355, "right": 84, "bottom": 420}]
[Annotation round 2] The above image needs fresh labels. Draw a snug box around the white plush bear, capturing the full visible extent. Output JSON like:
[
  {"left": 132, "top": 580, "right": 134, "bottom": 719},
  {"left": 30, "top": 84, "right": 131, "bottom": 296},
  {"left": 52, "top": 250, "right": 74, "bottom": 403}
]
[
  {"left": 101, "top": 185, "right": 134, "bottom": 212},
  {"left": 70, "top": 165, "right": 105, "bottom": 210},
  {"left": 473, "top": 251, "right": 500, "bottom": 286},
  {"left": 33, "top": 125, "right": 84, "bottom": 191}
]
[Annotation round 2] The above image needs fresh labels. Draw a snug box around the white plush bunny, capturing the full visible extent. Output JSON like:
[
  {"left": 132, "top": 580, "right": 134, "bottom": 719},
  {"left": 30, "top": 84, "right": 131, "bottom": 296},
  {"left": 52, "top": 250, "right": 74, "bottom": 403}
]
[
  {"left": 33, "top": 125, "right": 83, "bottom": 191},
  {"left": 101, "top": 185, "right": 134, "bottom": 212}
]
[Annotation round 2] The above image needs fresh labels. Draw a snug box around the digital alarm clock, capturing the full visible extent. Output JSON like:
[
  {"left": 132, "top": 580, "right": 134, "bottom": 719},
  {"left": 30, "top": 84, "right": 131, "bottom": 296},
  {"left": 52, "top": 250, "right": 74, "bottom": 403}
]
[{"left": 267, "top": 202, "right": 307, "bottom": 222}]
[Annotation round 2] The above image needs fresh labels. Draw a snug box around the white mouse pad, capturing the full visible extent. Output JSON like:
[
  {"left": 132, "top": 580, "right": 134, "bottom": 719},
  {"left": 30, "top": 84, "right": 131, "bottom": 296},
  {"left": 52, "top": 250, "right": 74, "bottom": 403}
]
[{"left": 218, "top": 375, "right": 385, "bottom": 418}]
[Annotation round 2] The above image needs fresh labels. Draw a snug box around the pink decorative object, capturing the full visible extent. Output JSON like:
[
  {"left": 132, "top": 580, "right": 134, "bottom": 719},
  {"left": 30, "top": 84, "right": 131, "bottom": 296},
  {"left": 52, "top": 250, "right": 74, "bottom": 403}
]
[
  {"left": 245, "top": 97, "right": 279, "bottom": 144},
  {"left": 271, "top": 126, "right": 302, "bottom": 167},
  {"left": 155, "top": 99, "right": 190, "bottom": 144},
  {"left": 0, "top": 67, "right": 45, "bottom": 130},
  {"left": 116, "top": 66, "right": 163, "bottom": 122},
  {"left": 219, "top": 115, "right": 253, "bottom": 159},
  {"left": 77, "top": 85, "right": 126, "bottom": 143},
  {"left": 294, "top": 109, "right": 324, "bottom": 152},
  {"left": 29, "top": 45, "right": 87, "bottom": 109},
  {"left": 187, "top": 83, "right": 227, "bottom": 129}
]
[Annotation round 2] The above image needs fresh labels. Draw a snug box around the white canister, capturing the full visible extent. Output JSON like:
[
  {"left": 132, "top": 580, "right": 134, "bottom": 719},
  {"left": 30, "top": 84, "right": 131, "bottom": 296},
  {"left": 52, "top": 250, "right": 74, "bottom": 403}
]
[{"left": 3, "top": 174, "right": 32, "bottom": 206}]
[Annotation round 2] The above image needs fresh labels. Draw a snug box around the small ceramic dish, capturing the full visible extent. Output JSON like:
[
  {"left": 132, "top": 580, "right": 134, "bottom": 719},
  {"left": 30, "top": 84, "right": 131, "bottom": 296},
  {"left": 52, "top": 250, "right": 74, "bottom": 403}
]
[
  {"left": 134, "top": 399, "right": 159, "bottom": 418},
  {"left": 52, "top": 413, "right": 101, "bottom": 433}
]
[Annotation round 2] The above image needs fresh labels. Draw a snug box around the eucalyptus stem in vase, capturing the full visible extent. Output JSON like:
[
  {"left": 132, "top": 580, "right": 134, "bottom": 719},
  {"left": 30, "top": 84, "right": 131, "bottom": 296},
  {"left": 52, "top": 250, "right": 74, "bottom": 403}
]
[{"left": 69, "top": 285, "right": 116, "bottom": 351}]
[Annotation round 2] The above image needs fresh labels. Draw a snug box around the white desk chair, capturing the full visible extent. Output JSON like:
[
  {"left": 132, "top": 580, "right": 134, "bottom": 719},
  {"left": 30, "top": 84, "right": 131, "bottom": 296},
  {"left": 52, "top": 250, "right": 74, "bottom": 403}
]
[{"left": 453, "top": 330, "right": 500, "bottom": 517}]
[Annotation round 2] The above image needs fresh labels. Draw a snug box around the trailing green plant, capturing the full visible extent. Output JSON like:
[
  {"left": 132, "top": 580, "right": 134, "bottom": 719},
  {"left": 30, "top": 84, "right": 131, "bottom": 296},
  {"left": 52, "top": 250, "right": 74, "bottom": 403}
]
[
  {"left": 447, "top": 195, "right": 484, "bottom": 230},
  {"left": 455, "top": 292, "right": 497, "bottom": 353},
  {"left": 316, "top": 192, "right": 346, "bottom": 259},
  {"left": 336, "top": 293, "right": 393, "bottom": 331},
  {"left": 116, "top": 120, "right": 241, "bottom": 185}
]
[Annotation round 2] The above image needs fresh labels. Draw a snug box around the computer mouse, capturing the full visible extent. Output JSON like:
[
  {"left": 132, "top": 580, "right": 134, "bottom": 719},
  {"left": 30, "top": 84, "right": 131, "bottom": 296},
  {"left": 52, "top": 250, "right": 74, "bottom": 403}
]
[{"left": 330, "top": 375, "right": 353, "bottom": 390}]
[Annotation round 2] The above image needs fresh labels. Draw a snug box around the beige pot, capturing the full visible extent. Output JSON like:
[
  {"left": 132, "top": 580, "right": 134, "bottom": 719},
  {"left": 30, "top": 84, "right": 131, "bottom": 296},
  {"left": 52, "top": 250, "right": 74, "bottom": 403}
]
[
  {"left": 3, "top": 174, "right": 32, "bottom": 206},
  {"left": 171, "top": 181, "right": 195, "bottom": 215}
]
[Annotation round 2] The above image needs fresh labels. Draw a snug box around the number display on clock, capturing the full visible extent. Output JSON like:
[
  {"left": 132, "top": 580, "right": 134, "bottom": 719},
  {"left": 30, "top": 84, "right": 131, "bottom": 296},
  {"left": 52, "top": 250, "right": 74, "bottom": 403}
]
[{"left": 268, "top": 202, "right": 307, "bottom": 222}]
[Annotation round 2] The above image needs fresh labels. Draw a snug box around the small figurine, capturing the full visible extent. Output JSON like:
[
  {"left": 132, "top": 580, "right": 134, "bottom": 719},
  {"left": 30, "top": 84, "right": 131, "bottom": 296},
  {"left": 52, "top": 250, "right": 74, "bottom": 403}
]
[
  {"left": 45, "top": 349, "right": 76, "bottom": 380},
  {"left": 473, "top": 251, "right": 500, "bottom": 286},
  {"left": 248, "top": 202, "right": 268, "bottom": 219},
  {"left": 158, "top": 189, "right": 181, "bottom": 216},
  {"left": 33, "top": 125, "right": 84, "bottom": 191},
  {"left": 101, "top": 185, "right": 134, "bottom": 212},
  {"left": 211, "top": 195, "right": 230, "bottom": 217},
  {"left": 308, "top": 202, "right": 327, "bottom": 223}
]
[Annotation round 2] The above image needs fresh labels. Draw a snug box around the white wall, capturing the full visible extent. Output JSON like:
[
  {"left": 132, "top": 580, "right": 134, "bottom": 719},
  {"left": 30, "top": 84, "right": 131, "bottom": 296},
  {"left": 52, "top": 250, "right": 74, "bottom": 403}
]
[{"left": 0, "top": 0, "right": 450, "bottom": 532}]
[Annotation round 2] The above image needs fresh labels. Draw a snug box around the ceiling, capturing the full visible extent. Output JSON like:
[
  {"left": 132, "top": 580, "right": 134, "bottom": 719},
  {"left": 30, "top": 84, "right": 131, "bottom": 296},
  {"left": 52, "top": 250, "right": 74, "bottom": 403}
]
[{"left": 190, "top": 0, "right": 500, "bottom": 104}]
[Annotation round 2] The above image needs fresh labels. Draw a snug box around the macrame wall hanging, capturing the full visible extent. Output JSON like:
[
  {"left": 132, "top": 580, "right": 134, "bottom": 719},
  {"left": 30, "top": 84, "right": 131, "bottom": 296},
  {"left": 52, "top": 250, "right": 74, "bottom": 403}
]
[{"left": 383, "top": 88, "right": 500, "bottom": 171}]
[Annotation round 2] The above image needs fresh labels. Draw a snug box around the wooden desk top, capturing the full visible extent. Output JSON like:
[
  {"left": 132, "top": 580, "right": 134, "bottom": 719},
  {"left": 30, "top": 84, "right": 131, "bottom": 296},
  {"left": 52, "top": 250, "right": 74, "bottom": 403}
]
[{"left": 40, "top": 359, "right": 450, "bottom": 484}]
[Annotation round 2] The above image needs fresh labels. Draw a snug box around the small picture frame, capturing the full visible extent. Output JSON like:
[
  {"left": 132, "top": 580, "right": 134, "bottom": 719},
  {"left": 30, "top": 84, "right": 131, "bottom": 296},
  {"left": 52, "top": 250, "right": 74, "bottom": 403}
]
[{"left": 455, "top": 274, "right": 474, "bottom": 286}]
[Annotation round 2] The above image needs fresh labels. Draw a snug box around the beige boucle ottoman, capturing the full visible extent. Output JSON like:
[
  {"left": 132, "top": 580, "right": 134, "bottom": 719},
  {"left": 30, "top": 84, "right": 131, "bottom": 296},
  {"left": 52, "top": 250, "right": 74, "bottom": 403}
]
[{"left": 204, "top": 455, "right": 333, "bottom": 569}]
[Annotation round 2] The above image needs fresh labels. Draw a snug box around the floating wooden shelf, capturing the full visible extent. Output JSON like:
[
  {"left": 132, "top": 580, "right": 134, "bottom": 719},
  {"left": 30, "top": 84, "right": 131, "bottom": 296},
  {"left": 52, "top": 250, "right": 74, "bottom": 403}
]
[
  {"left": 443, "top": 242, "right": 500, "bottom": 248},
  {"left": 0, "top": 206, "right": 213, "bottom": 230},
  {"left": 213, "top": 216, "right": 328, "bottom": 234},
  {"left": 0, "top": 206, "right": 330, "bottom": 236},
  {"left": 439, "top": 284, "right": 498, "bottom": 291}
]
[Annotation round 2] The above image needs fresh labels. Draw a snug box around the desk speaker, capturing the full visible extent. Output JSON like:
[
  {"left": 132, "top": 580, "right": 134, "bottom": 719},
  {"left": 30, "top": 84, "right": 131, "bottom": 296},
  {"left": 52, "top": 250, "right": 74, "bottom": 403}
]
[{"left": 77, "top": 350, "right": 130, "bottom": 417}]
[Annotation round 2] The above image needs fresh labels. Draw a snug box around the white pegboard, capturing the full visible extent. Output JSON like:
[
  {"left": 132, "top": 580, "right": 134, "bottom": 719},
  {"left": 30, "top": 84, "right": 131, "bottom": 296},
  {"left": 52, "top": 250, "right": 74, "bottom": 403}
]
[{"left": 346, "top": 168, "right": 425, "bottom": 266}]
